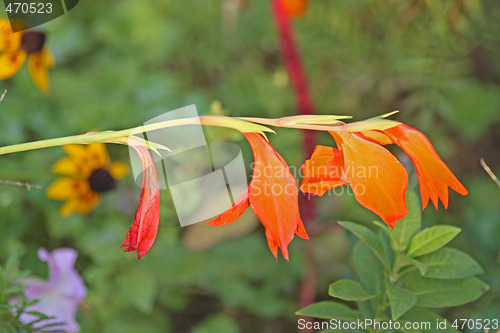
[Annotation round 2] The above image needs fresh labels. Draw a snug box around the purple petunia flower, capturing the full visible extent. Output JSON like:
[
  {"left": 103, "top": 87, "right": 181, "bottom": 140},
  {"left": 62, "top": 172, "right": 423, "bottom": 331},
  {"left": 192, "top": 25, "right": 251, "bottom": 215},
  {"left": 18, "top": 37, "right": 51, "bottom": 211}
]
[{"left": 19, "top": 248, "right": 87, "bottom": 333}]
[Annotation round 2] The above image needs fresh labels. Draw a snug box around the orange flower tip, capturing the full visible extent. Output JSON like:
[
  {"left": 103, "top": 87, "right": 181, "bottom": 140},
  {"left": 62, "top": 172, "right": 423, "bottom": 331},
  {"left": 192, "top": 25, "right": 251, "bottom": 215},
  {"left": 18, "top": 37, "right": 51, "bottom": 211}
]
[
  {"left": 296, "top": 220, "right": 310, "bottom": 240},
  {"left": 384, "top": 212, "right": 409, "bottom": 229},
  {"left": 205, "top": 190, "right": 251, "bottom": 227}
]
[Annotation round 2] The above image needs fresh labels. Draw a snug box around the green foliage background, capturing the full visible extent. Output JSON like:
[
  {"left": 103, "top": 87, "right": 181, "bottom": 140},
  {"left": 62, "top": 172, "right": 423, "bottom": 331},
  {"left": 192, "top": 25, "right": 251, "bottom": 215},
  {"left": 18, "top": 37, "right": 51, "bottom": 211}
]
[{"left": 0, "top": 0, "right": 499, "bottom": 332}]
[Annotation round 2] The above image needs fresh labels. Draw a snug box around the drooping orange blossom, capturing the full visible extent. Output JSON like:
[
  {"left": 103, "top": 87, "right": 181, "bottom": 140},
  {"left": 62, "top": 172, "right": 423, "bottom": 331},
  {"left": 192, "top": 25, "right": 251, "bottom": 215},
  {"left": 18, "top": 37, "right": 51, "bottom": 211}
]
[
  {"left": 120, "top": 145, "right": 161, "bottom": 259},
  {"left": 300, "top": 124, "right": 468, "bottom": 228},
  {"left": 206, "top": 132, "right": 309, "bottom": 260}
]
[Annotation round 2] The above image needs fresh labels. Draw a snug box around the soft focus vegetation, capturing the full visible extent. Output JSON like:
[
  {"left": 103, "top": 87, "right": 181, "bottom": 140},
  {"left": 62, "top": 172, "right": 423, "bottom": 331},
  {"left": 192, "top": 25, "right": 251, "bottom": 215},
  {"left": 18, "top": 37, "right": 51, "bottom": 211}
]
[{"left": 0, "top": 1, "right": 499, "bottom": 332}]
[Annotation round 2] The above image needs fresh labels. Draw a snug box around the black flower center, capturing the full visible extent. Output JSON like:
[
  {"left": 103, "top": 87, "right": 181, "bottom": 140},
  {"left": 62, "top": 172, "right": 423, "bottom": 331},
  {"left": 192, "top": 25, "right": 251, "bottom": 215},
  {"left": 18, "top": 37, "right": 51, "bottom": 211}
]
[
  {"left": 88, "top": 168, "right": 116, "bottom": 193},
  {"left": 21, "top": 32, "right": 46, "bottom": 54}
]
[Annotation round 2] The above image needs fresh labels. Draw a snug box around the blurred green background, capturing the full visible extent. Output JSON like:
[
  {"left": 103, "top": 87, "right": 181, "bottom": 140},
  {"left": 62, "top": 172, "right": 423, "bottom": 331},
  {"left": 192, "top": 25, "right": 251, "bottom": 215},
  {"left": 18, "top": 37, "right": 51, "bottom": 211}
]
[{"left": 0, "top": 0, "right": 499, "bottom": 332}]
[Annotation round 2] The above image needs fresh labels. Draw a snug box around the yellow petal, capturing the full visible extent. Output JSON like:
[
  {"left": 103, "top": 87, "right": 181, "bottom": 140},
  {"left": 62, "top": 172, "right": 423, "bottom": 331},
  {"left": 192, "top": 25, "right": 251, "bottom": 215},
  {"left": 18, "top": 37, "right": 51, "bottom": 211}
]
[
  {"left": 28, "top": 48, "right": 54, "bottom": 93},
  {"left": 0, "top": 51, "right": 26, "bottom": 80},
  {"left": 109, "top": 162, "right": 128, "bottom": 179},
  {"left": 46, "top": 178, "right": 88, "bottom": 200}
]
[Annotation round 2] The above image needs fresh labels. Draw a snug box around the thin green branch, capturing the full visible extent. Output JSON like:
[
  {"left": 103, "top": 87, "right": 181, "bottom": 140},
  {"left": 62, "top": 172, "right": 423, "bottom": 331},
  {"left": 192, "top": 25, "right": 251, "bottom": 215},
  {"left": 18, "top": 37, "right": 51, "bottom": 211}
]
[{"left": 0, "top": 116, "right": 272, "bottom": 156}]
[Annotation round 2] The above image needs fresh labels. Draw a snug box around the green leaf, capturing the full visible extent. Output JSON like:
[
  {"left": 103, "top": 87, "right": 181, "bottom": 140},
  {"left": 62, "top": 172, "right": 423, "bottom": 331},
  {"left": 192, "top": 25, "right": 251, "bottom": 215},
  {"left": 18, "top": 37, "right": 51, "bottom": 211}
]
[
  {"left": 191, "top": 314, "right": 240, "bottom": 333},
  {"left": 403, "top": 276, "right": 489, "bottom": 308},
  {"left": 339, "top": 221, "right": 387, "bottom": 267},
  {"left": 415, "top": 247, "right": 483, "bottom": 279},
  {"left": 328, "top": 279, "right": 375, "bottom": 301},
  {"left": 296, "top": 301, "right": 362, "bottom": 321},
  {"left": 4, "top": 286, "right": 25, "bottom": 295},
  {"left": 410, "top": 259, "right": 429, "bottom": 275},
  {"left": 399, "top": 308, "right": 460, "bottom": 333},
  {"left": 5, "top": 250, "right": 20, "bottom": 276},
  {"left": 25, "top": 311, "right": 50, "bottom": 319},
  {"left": 353, "top": 242, "right": 384, "bottom": 295},
  {"left": 378, "top": 229, "right": 395, "bottom": 268},
  {"left": 385, "top": 283, "right": 416, "bottom": 320},
  {"left": 392, "top": 191, "right": 421, "bottom": 250},
  {"left": 407, "top": 226, "right": 461, "bottom": 257},
  {"left": 116, "top": 270, "right": 157, "bottom": 314}
]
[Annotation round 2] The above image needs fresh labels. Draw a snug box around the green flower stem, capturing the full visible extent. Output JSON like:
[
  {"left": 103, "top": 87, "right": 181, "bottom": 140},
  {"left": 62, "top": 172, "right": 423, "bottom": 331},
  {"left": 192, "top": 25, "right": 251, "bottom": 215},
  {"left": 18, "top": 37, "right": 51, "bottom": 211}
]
[
  {"left": 0, "top": 113, "right": 396, "bottom": 156},
  {"left": 0, "top": 116, "right": 273, "bottom": 156}
]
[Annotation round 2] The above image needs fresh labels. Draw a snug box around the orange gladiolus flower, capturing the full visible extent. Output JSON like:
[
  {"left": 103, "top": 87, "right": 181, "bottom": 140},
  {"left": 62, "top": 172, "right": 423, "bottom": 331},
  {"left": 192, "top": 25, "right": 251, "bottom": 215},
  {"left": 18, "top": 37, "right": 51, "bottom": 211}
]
[
  {"left": 356, "top": 124, "right": 468, "bottom": 210},
  {"left": 207, "top": 133, "right": 309, "bottom": 260},
  {"left": 282, "top": 0, "right": 310, "bottom": 17},
  {"left": 121, "top": 145, "right": 161, "bottom": 259},
  {"left": 300, "top": 124, "right": 467, "bottom": 228}
]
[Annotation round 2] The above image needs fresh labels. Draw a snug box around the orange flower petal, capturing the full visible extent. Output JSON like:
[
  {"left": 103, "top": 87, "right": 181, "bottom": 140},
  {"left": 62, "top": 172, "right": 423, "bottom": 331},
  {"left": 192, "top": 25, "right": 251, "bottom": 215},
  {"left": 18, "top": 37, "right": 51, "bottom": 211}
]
[
  {"left": 121, "top": 146, "right": 160, "bottom": 259},
  {"left": 331, "top": 130, "right": 409, "bottom": 228},
  {"left": 354, "top": 130, "right": 394, "bottom": 145},
  {"left": 244, "top": 133, "right": 308, "bottom": 260},
  {"left": 300, "top": 145, "right": 348, "bottom": 196},
  {"left": 382, "top": 124, "right": 467, "bottom": 209},
  {"left": 282, "top": 0, "right": 309, "bottom": 17},
  {"left": 205, "top": 189, "right": 250, "bottom": 227}
]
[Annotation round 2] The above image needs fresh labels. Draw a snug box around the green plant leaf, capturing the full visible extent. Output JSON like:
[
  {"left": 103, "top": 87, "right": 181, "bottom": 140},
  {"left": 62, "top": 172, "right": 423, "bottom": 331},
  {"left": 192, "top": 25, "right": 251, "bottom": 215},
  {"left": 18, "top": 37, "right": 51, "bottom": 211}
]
[
  {"left": 410, "top": 259, "right": 429, "bottom": 275},
  {"left": 353, "top": 242, "right": 384, "bottom": 295},
  {"left": 339, "top": 221, "right": 387, "bottom": 267},
  {"left": 415, "top": 247, "right": 483, "bottom": 279},
  {"left": 385, "top": 283, "right": 417, "bottom": 320},
  {"left": 378, "top": 229, "right": 395, "bottom": 268},
  {"left": 407, "top": 226, "right": 461, "bottom": 257},
  {"left": 296, "top": 301, "right": 362, "bottom": 321},
  {"left": 392, "top": 191, "right": 421, "bottom": 250},
  {"left": 116, "top": 270, "right": 157, "bottom": 314},
  {"left": 399, "top": 308, "right": 460, "bottom": 333},
  {"left": 393, "top": 254, "right": 428, "bottom": 276},
  {"left": 328, "top": 279, "right": 376, "bottom": 301},
  {"left": 403, "top": 276, "right": 489, "bottom": 308},
  {"left": 4, "top": 250, "right": 20, "bottom": 276},
  {"left": 191, "top": 314, "right": 240, "bottom": 333}
]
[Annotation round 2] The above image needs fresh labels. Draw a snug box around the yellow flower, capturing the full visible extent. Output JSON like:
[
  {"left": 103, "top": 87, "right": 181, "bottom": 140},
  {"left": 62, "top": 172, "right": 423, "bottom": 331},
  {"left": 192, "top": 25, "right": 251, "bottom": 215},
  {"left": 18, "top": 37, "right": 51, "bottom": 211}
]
[
  {"left": 0, "top": 19, "right": 55, "bottom": 93},
  {"left": 47, "top": 143, "right": 128, "bottom": 217}
]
